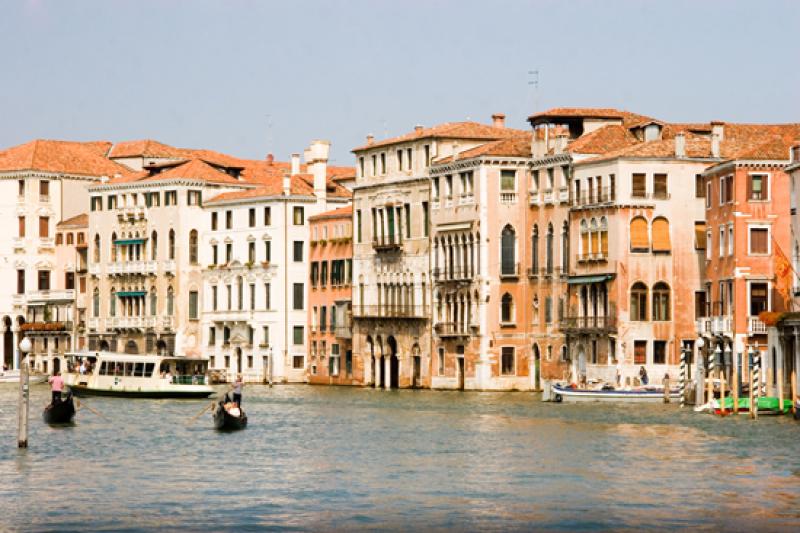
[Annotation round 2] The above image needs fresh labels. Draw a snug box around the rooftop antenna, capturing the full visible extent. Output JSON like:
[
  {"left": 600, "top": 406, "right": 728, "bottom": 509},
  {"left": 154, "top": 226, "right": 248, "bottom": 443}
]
[
  {"left": 265, "top": 114, "right": 273, "bottom": 155},
  {"left": 528, "top": 69, "right": 540, "bottom": 114}
]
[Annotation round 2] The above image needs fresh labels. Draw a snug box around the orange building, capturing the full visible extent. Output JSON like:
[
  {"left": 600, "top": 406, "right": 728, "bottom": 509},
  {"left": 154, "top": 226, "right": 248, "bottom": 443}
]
[{"left": 307, "top": 205, "right": 359, "bottom": 384}]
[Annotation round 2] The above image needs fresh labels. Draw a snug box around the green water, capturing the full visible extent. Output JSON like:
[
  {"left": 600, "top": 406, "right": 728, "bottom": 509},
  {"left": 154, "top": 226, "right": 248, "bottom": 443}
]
[{"left": 1, "top": 384, "right": 799, "bottom": 531}]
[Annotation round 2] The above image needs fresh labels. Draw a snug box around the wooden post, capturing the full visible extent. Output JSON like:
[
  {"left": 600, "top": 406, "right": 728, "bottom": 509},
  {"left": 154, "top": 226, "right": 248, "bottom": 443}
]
[
  {"left": 732, "top": 351, "right": 740, "bottom": 415},
  {"left": 663, "top": 375, "right": 671, "bottom": 404},
  {"left": 791, "top": 369, "right": 797, "bottom": 416},
  {"left": 777, "top": 364, "right": 785, "bottom": 413},
  {"left": 719, "top": 364, "right": 727, "bottom": 415},
  {"left": 17, "top": 361, "right": 29, "bottom": 448}
]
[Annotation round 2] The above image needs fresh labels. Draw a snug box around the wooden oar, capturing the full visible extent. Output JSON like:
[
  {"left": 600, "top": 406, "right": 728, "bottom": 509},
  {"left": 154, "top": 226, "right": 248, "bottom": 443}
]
[
  {"left": 187, "top": 401, "right": 215, "bottom": 425},
  {"left": 75, "top": 398, "right": 107, "bottom": 420}
]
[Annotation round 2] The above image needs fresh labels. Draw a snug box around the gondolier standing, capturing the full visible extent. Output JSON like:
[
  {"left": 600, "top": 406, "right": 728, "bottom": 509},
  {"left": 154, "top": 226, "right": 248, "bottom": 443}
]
[
  {"left": 232, "top": 374, "right": 243, "bottom": 407},
  {"left": 48, "top": 371, "right": 64, "bottom": 403}
]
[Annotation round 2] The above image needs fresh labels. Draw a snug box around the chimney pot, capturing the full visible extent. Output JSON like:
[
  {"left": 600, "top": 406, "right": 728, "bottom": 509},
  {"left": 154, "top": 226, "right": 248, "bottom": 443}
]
[
  {"left": 366, "top": 134, "right": 375, "bottom": 145},
  {"left": 291, "top": 153, "right": 300, "bottom": 176},
  {"left": 491, "top": 113, "right": 506, "bottom": 129},
  {"left": 414, "top": 125, "right": 424, "bottom": 133},
  {"left": 675, "top": 133, "right": 686, "bottom": 158},
  {"left": 265, "top": 153, "right": 274, "bottom": 164},
  {"left": 711, "top": 121, "right": 725, "bottom": 141}
]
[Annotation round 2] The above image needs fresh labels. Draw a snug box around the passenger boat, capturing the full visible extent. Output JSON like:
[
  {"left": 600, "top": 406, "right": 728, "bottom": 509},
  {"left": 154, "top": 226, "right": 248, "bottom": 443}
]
[
  {"left": 552, "top": 383, "right": 682, "bottom": 403},
  {"left": 42, "top": 393, "right": 76, "bottom": 424},
  {"left": 712, "top": 396, "right": 793, "bottom": 415},
  {"left": 213, "top": 394, "right": 247, "bottom": 431},
  {"left": 62, "top": 352, "right": 214, "bottom": 399},
  {"left": 0, "top": 369, "right": 47, "bottom": 384}
]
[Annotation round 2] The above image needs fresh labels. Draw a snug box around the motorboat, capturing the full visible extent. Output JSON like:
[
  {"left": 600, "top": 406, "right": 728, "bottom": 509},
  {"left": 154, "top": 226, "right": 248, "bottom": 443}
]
[{"left": 552, "top": 383, "right": 682, "bottom": 403}]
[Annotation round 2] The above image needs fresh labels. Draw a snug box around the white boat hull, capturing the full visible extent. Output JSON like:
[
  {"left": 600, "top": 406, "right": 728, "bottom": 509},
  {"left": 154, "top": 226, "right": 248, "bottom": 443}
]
[{"left": 552, "top": 384, "right": 682, "bottom": 403}]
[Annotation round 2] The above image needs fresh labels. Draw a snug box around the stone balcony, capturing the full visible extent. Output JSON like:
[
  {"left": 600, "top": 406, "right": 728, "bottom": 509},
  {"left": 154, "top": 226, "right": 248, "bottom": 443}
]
[
  {"left": 747, "top": 316, "right": 767, "bottom": 335},
  {"left": 25, "top": 289, "right": 76, "bottom": 303},
  {"left": 107, "top": 260, "right": 158, "bottom": 275},
  {"left": 433, "top": 321, "right": 472, "bottom": 339}
]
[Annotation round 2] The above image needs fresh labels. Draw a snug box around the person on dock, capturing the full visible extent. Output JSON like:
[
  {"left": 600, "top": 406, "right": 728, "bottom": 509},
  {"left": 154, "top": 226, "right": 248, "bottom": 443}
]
[
  {"left": 48, "top": 371, "right": 64, "bottom": 403},
  {"left": 639, "top": 366, "right": 649, "bottom": 386},
  {"left": 232, "top": 374, "right": 243, "bottom": 407}
]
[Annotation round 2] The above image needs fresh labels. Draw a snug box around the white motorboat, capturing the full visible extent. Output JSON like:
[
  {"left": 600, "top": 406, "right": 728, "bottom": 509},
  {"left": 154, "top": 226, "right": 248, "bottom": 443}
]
[{"left": 552, "top": 383, "right": 682, "bottom": 403}]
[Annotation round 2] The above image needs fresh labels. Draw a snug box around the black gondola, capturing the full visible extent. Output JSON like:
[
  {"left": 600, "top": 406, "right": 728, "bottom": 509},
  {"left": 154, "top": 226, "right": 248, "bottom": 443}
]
[
  {"left": 43, "top": 393, "right": 76, "bottom": 425},
  {"left": 213, "top": 394, "right": 247, "bottom": 431}
]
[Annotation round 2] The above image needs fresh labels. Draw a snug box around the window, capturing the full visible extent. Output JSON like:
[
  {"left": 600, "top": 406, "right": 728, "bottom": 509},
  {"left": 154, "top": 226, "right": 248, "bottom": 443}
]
[
  {"left": 694, "top": 222, "right": 707, "bottom": 250},
  {"left": 422, "top": 202, "right": 429, "bottom": 237},
  {"left": 356, "top": 210, "right": 362, "bottom": 243},
  {"left": 248, "top": 208, "right": 256, "bottom": 227},
  {"left": 695, "top": 291, "right": 708, "bottom": 319},
  {"left": 107, "top": 195, "right": 117, "bottom": 210},
  {"left": 653, "top": 340, "right": 667, "bottom": 364},
  {"left": 149, "top": 192, "right": 160, "bottom": 207},
  {"left": 264, "top": 207, "right": 271, "bottom": 225},
  {"left": 500, "top": 170, "right": 516, "bottom": 192},
  {"left": 249, "top": 284, "right": 255, "bottom": 310},
  {"left": 438, "top": 347, "right": 445, "bottom": 375},
  {"left": 167, "top": 288, "right": 174, "bottom": 316},
  {"left": 424, "top": 145, "right": 431, "bottom": 166},
  {"left": 630, "top": 282, "right": 648, "bottom": 321},
  {"left": 501, "top": 347, "right": 515, "bottom": 375},
  {"left": 695, "top": 174, "right": 705, "bottom": 198},
  {"left": 17, "top": 269, "right": 25, "bottom": 294},
  {"left": 293, "top": 283, "right": 304, "bottom": 310},
  {"left": 264, "top": 283, "right": 271, "bottom": 309},
  {"left": 262, "top": 326, "right": 269, "bottom": 347},
  {"left": 248, "top": 241, "right": 255, "bottom": 263},
  {"left": 358, "top": 157, "right": 365, "bottom": 177},
  {"left": 293, "top": 326, "right": 304, "bottom": 345},
  {"left": 91, "top": 196, "right": 102, "bottom": 211},
  {"left": 653, "top": 174, "right": 668, "bottom": 199},
  {"left": 38, "top": 270, "right": 50, "bottom": 290},
  {"left": 531, "top": 225, "right": 539, "bottom": 270},
  {"left": 330, "top": 344, "right": 340, "bottom": 376},
  {"left": 18, "top": 216, "right": 25, "bottom": 237},
  {"left": 225, "top": 210, "right": 233, "bottom": 229},
  {"left": 65, "top": 272, "right": 74, "bottom": 290},
  {"left": 209, "top": 327, "right": 216, "bottom": 346},
  {"left": 187, "top": 190, "right": 202, "bottom": 206},
  {"left": 150, "top": 291, "right": 157, "bottom": 315},
  {"left": 545, "top": 296, "right": 552, "bottom": 324},
  {"left": 293, "top": 206, "right": 304, "bottom": 225},
  {"left": 320, "top": 261, "right": 328, "bottom": 285},
  {"left": 293, "top": 241, "right": 303, "bottom": 261},
  {"left": 634, "top": 340, "right": 647, "bottom": 365},
  {"left": 706, "top": 230, "right": 712, "bottom": 260},
  {"left": 371, "top": 155, "right": 377, "bottom": 176},
  {"left": 651, "top": 217, "right": 671, "bottom": 253},
  {"left": 749, "top": 174, "right": 768, "bottom": 201},
  {"left": 320, "top": 306, "right": 327, "bottom": 331},
  {"left": 212, "top": 285, "right": 218, "bottom": 310},
  {"left": 212, "top": 245, "right": 218, "bottom": 265},
  {"left": 264, "top": 240, "right": 271, "bottom": 262},
  {"left": 211, "top": 212, "right": 218, "bottom": 230},
  {"left": 501, "top": 293, "right": 513, "bottom": 323},
  {"left": 632, "top": 173, "right": 646, "bottom": 198},
  {"left": 226, "top": 243, "right": 232, "bottom": 263},
  {"left": 432, "top": 177, "right": 440, "bottom": 199},
  {"left": 749, "top": 282, "right": 769, "bottom": 316},
  {"left": 39, "top": 217, "right": 49, "bottom": 238},
  {"left": 652, "top": 282, "right": 670, "bottom": 321},
  {"left": 189, "top": 291, "right": 198, "bottom": 319},
  {"left": 546, "top": 224, "right": 554, "bottom": 272},
  {"left": 110, "top": 291, "right": 116, "bottom": 317},
  {"left": 189, "top": 230, "right": 198, "bottom": 264},
  {"left": 749, "top": 226, "right": 769, "bottom": 255},
  {"left": 630, "top": 217, "right": 649, "bottom": 252},
  {"left": 501, "top": 225, "right": 516, "bottom": 275},
  {"left": 397, "top": 149, "right": 403, "bottom": 170},
  {"left": 18, "top": 179, "right": 25, "bottom": 197},
  {"left": 380, "top": 153, "right": 386, "bottom": 174},
  {"left": 725, "top": 175, "right": 734, "bottom": 203},
  {"left": 404, "top": 204, "right": 411, "bottom": 238},
  {"left": 728, "top": 224, "right": 734, "bottom": 256},
  {"left": 165, "top": 191, "right": 177, "bottom": 206},
  {"left": 706, "top": 182, "right": 712, "bottom": 208},
  {"left": 94, "top": 234, "right": 101, "bottom": 262},
  {"left": 168, "top": 229, "right": 175, "bottom": 260}
]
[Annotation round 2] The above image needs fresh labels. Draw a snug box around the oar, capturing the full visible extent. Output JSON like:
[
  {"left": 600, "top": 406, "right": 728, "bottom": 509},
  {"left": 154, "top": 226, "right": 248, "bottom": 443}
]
[
  {"left": 75, "top": 398, "right": 107, "bottom": 420},
  {"left": 187, "top": 401, "right": 215, "bottom": 425}
]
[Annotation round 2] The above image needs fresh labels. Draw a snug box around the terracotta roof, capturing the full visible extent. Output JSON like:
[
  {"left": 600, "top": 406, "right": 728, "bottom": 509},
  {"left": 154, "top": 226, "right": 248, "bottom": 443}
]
[
  {"left": 309, "top": 204, "right": 353, "bottom": 221},
  {"left": 566, "top": 125, "right": 640, "bottom": 155},
  {"left": 352, "top": 121, "right": 526, "bottom": 152},
  {"left": 57, "top": 213, "right": 88, "bottom": 228},
  {"left": 0, "top": 140, "right": 133, "bottom": 177},
  {"left": 529, "top": 107, "right": 656, "bottom": 128},
  {"left": 107, "top": 158, "right": 245, "bottom": 186},
  {"left": 108, "top": 139, "right": 186, "bottom": 159},
  {"left": 434, "top": 132, "right": 532, "bottom": 163}
]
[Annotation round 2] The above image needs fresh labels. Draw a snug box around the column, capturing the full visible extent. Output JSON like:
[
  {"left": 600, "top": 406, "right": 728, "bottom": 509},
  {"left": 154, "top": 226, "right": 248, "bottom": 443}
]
[
  {"left": 384, "top": 355, "right": 391, "bottom": 390},
  {"left": 12, "top": 327, "right": 19, "bottom": 370}
]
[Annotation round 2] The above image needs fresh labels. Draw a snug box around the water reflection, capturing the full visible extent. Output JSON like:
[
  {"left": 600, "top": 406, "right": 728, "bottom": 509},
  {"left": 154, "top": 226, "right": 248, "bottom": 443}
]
[{"left": 1, "top": 384, "right": 799, "bottom": 531}]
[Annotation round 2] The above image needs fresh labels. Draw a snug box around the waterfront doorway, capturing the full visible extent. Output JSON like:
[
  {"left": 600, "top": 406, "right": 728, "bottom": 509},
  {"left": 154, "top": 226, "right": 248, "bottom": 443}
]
[
  {"left": 99, "top": 339, "right": 110, "bottom": 351},
  {"left": 2, "top": 316, "right": 12, "bottom": 369},
  {"left": 156, "top": 339, "right": 167, "bottom": 355},
  {"left": 236, "top": 348, "right": 242, "bottom": 375},
  {"left": 387, "top": 336, "right": 399, "bottom": 389},
  {"left": 457, "top": 357, "right": 465, "bottom": 390},
  {"left": 53, "top": 356, "right": 60, "bottom": 375},
  {"left": 125, "top": 340, "right": 138, "bottom": 354}
]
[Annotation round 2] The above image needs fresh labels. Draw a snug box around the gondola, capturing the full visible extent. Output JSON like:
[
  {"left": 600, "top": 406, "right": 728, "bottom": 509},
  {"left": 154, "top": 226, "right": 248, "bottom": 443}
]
[
  {"left": 213, "top": 394, "right": 247, "bottom": 431},
  {"left": 43, "top": 393, "right": 76, "bottom": 425}
]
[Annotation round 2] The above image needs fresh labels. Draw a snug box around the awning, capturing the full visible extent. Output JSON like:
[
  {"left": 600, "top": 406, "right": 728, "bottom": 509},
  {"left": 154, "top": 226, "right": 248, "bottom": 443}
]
[
  {"left": 114, "top": 238, "right": 145, "bottom": 245},
  {"left": 117, "top": 291, "right": 146, "bottom": 297},
  {"left": 567, "top": 274, "right": 614, "bottom": 285}
]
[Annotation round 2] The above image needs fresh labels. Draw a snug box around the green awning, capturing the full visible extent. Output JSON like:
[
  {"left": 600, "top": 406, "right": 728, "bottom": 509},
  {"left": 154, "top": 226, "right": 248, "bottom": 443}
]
[
  {"left": 114, "top": 238, "right": 145, "bottom": 245},
  {"left": 117, "top": 291, "right": 146, "bottom": 297},
  {"left": 567, "top": 274, "right": 614, "bottom": 285}
]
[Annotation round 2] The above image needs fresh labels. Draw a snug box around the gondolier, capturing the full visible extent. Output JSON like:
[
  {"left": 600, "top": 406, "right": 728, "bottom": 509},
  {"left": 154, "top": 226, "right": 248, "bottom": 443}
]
[
  {"left": 48, "top": 371, "right": 64, "bottom": 403},
  {"left": 232, "top": 374, "right": 243, "bottom": 407}
]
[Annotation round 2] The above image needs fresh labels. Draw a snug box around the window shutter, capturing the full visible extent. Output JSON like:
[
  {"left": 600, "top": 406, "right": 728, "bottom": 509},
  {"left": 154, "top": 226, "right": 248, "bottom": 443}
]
[
  {"left": 747, "top": 175, "right": 753, "bottom": 199},
  {"left": 581, "top": 232, "right": 589, "bottom": 257},
  {"left": 630, "top": 218, "right": 649, "bottom": 251},
  {"left": 763, "top": 174, "right": 769, "bottom": 199},
  {"left": 601, "top": 231, "right": 609, "bottom": 255},
  {"left": 652, "top": 218, "right": 671, "bottom": 252},
  {"left": 694, "top": 222, "right": 707, "bottom": 249}
]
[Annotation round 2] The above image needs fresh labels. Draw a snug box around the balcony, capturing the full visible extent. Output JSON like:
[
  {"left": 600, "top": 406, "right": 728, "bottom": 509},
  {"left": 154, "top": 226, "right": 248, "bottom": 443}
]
[
  {"left": 458, "top": 193, "right": 475, "bottom": 205},
  {"left": 695, "top": 317, "right": 712, "bottom": 335},
  {"left": 432, "top": 267, "right": 473, "bottom": 284},
  {"left": 352, "top": 305, "right": 429, "bottom": 319},
  {"left": 747, "top": 316, "right": 767, "bottom": 335},
  {"left": 560, "top": 314, "right": 617, "bottom": 333},
  {"left": 20, "top": 321, "right": 73, "bottom": 334},
  {"left": 577, "top": 253, "right": 609, "bottom": 263},
  {"left": 109, "top": 316, "right": 156, "bottom": 329},
  {"left": 499, "top": 263, "right": 520, "bottom": 280},
  {"left": 558, "top": 187, "right": 569, "bottom": 203},
  {"left": 12, "top": 237, "right": 25, "bottom": 249},
  {"left": 372, "top": 237, "right": 401, "bottom": 252},
  {"left": 543, "top": 189, "right": 554, "bottom": 204},
  {"left": 434, "top": 321, "right": 471, "bottom": 338},
  {"left": 527, "top": 267, "right": 539, "bottom": 280},
  {"left": 162, "top": 260, "right": 177, "bottom": 273},
  {"left": 205, "top": 309, "right": 252, "bottom": 323},
  {"left": 500, "top": 192, "right": 518, "bottom": 204},
  {"left": 39, "top": 237, "right": 55, "bottom": 249},
  {"left": 710, "top": 315, "right": 733, "bottom": 337},
  {"left": 529, "top": 192, "right": 541, "bottom": 206},
  {"left": 89, "top": 263, "right": 101, "bottom": 275},
  {"left": 25, "top": 289, "right": 76, "bottom": 303},
  {"left": 117, "top": 205, "right": 147, "bottom": 221},
  {"left": 161, "top": 316, "right": 175, "bottom": 331},
  {"left": 631, "top": 191, "right": 671, "bottom": 202},
  {"left": 334, "top": 326, "right": 352, "bottom": 339},
  {"left": 11, "top": 294, "right": 25, "bottom": 307},
  {"left": 108, "top": 260, "right": 158, "bottom": 275},
  {"left": 574, "top": 187, "right": 615, "bottom": 207}
]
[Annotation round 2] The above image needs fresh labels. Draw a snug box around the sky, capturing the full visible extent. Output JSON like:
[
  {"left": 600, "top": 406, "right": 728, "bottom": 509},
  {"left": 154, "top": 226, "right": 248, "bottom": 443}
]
[{"left": 1, "top": 0, "right": 799, "bottom": 166}]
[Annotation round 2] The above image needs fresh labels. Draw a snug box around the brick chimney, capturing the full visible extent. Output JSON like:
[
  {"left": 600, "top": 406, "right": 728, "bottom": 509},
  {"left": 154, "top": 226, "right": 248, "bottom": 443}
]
[
  {"left": 554, "top": 132, "right": 568, "bottom": 154},
  {"left": 711, "top": 120, "right": 725, "bottom": 141},
  {"left": 675, "top": 133, "right": 686, "bottom": 158},
  {"left": 366, "top": 134, "right": 374, "bottom": 145},
  {"left": 492, "top": 113, "right": 506, "bottom": 129},
  {"left": 415, "top": 125, "right": 424, "bottom": 134},
  {"left": 265, "top": 153, "right": 274, "bottom": 165},
  {"left": 291, "top": 153, "right": 300, "bottom": 176}
]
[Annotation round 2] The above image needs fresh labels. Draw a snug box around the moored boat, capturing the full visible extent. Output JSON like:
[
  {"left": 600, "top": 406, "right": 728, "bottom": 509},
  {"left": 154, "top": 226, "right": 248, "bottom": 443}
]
[
  {"left": 42, "top": 393, "right": 76, "bottom": 424},
  {"left": 213, "top": 394, "right": 247, "bottom": 431},
  {"left": 552, "top": 383, "right": 681, "bottom": 403},
  {"left": 63, "top": 352, "right": 214, "bottom": 399},
  {"left": 712, "top": 396, "right": 792, "bottom": 416}
]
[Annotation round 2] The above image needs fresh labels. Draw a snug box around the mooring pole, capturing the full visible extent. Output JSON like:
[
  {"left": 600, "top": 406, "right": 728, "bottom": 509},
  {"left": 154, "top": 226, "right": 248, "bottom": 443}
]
[
  {"left": 679, "top": 346, "right": 687, "bottom": 408},
  {"left": 17, "top": 361, "right": 29, "bottom": 448}
]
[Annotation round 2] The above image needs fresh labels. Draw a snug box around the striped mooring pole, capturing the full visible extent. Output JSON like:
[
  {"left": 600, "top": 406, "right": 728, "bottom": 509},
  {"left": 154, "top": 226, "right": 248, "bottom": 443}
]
[
  {"left": 753, "top": 350, "right": 761, "bottom": 399},
  {"left": 679, "top": 347, "right": 687, "bottom": 408}
]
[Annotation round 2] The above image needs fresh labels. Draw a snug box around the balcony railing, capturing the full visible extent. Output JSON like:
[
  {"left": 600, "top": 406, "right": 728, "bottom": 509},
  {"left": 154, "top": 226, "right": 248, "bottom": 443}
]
[
  {"left": 117, "top": 205, "right": 147, "bottom": 220},
  {"left": 108, "top": 260, "right": 158, "bottom": 275},
  {"left": 500, "top": 192, "right": 518, "bottom": 204},
  {"left": 543, "top": 189, "right": 554, "bottom": 204},
  {"left": 109, "top": 316, "right": 156, "bottom": 329},
  {"left": 574, "top": 187, "right": 615, "bottom": 207},
  {"left": 25, "top": 289, "right": 76, "bottom": 302},
  {"left": 39, "top": 237, "right": 55, "bottom": 249},
  {"left": 499, "top": 263, "right": 520, "bottom": 280},
  {"left": 695, "top": 318, "right": 712, "bottom": 335},
  {"left": 631, "top": 191, "right": 671, "bottom": 201},
  {"left": 432, "top": 267, "right": 473, "bottom": 283},
  {"left": 527, "top": 267, "right": 539, "bottom": 279},
  {"left": 163, "top": 260, "right": 177, "bottom": 273},
  {"left": 89, "top": 263, "right": 101, "bottom": 275},
  {"left": 334, "top": 326, "right": 352, "bottom": 339},
  {"left": 748, "top": 316, "right": 767, "bottom": 335},
  {"left": 12, "top": 237, "right": 24, "bottom": 249},
  {"left": 577, "top": 253, "right": 609, "bottom": 263},
  {"left": 352, "top": 305, "right": 429, "bottom": 319},
  {"left": 711, "top": 315, "right": 733, "bottom": 336},
  {"left": 558, "top": 187, "right": 569, "bottom": 203},
  {"left": 434, "top": 321, "right": 471, "bottom": 338},
  {"left": 560, "top": 314, "right": 617, "bottom": 333},
  {"left": 529, "top": 192, "right": 541, "bottom": 206},
  {"left": 372, "top": 237, "right": 402, "bottom": 252}
]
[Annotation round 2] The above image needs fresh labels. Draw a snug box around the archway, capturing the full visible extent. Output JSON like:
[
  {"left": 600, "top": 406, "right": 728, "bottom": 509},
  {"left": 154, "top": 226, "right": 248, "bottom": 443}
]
[
  {"left": 99, "top": 339, "right": 110, "bottom": 352},
  {"left": 125, "top": 340, "right": 139, "bottom": 354},
  {"left": 52, "top": 356, "right": 61, "bottom": 375},
  {"left": 366, "top": 335, "right": 375, "bottom": 387},
  {"left": 387, "top": 336, "right": 399, "bottom": 389},
  {"left": 532, "top": 344, "right": 541, "bottom": 390},
  {"left": 376, "top": 336, "right": 384, "bottom": 389},
  {"left": 411, "top": 343, "right": 421, "bottom": 388},
  {"left": 236, "top": 347, "right": 242, "bottom": 375},
  {"left": 2, "top": 316, "right": 12, "bottom": 370},
  {"left": 156, "top": 339, "right": 167, "bottom": 355}
]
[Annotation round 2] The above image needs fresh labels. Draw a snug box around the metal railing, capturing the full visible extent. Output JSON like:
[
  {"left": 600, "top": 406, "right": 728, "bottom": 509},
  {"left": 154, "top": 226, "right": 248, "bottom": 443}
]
[
  {"left": 352, "top": 305, "right": 429, "bottom": 319},
  {"left": 560, "top": 314, "right": 617, "bottom": 332},
  {"left": 372, "top": 237, "right": 402, "bottom": 252},
  {"left": 434, "top": 322, "right": 471, "bottom": 337},
  {"left": 500, "top": 192, "right": 518, "bottom": 204}
]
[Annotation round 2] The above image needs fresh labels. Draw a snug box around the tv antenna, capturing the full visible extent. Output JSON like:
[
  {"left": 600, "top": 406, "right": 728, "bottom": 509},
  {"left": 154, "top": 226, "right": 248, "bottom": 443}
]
[{"left": 528, "top": 70, "right": 540, "bottom": 113}]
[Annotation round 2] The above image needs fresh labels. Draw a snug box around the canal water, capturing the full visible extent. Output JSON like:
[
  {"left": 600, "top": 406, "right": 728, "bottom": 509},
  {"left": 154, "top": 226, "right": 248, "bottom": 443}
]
[{"left": 1, "top": 384, "right": 799, "bottom": 531}]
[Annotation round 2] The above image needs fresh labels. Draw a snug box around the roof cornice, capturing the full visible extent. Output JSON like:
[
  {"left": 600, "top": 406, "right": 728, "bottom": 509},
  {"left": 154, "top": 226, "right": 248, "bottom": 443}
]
[
  {"left": 0, "top": 170, "right": 101, "bottom": 181},
  {"left": 701, "top": 159, "right": 789, "bottom": 176},
  {"left": 88, "top": 178, "right": 253, "bottom": 192}
]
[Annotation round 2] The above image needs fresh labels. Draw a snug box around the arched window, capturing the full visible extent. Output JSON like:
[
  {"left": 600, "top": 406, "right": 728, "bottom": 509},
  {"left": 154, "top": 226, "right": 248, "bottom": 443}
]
[
  {"left": 189, "top": 229, "right": 198, "bottom": 264},
  {"left": 150, "top": 291, "right": 157, "bottom": 316},
  {"left": 561, "top": 222, "right": 569, "bottom": 271},
  {"left": 580, "top": 219, "right": 589, "bottom": 258},
  {"left": 94, "top": 234, "right": 101, "bottom": 263},
  {"left": 599, "top": 217, "right": 608, "bottom": 257},
  {"left": 237, "top": 276, "right": 244, "bottom": 310},
  {"left": 652, "top": 217, "right": 671, "bottom": 253},
  {"left": 67, "top": 232, "right": 75, "bottom": 245},
  {"left": 630, "top": 282, "right": 648, "bottom": 321},
  {"left": 93, "top": 288, "right": 100, "bottom": 317},
  {"left": 167, "top": 287, "right": 174, "bottom": 316},
  {"left": 111, "top": 232, "right": 117, "bottom": 262},
  {"left": 168, "top": 229, "right": 175, "bottom": 260},
  {"left": 501, "top": 293, "right": 514, "bottom": 323},
  {"left": 546, "top": 223, "right": 554, "bottom": 273},
  {"left": 110, "top": 290, "right": 116, "bottom": 317},
  {"left": 151, "top": 231, "right": 158, "bottom": 260},
  {"left": 590, "top": 218, "right": 599, "bottom": 256},
  {"left": 630, "top": 217, "right": 649, "bottom": 252},
  {"left": 77, "top": 232, "right": 84, "bottom": 245},
  {"left": 652, "top": 282, "right": 671, "bottom": 321},
  {"left": 531, "top": 225, "right": 539, "bottom": 271},
  {"left": 501, "top": 225, "right": 516, "bottom": 275},
  {"left": 55, "top": 233, "right": 63, "bottom": 245}
]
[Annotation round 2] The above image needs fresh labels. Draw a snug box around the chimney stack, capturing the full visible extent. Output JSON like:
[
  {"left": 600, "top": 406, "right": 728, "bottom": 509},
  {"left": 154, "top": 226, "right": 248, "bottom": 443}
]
[
  {"left": 711, "top": 133, "right": 721, "bottom": 158},
  {"left": 554, "top": 132, "right": 568, "bottom": 154},
  {"left": 290, "top": 153, "right": 300, "bottom": 176},
  {"left": 307, "top": 140, "right": 330, "bottom": 210},
  {"left": 265, "top": 153, "right": 274, "bottom": 165},
  {"left": 675, "top": 133, "right": 686, "bottom": 158},
  {"left": 711, "top": 121, "right": 725, "bottom": 141},
  {"left": 366, "top": 134, "right": 375, "bottom": 145},
  {"left": 283, "top": 173, "right": 291, "bottom": 196},
  {"left": 414, "top": 125, "right": 424, "bottom": 134},
  {"left": 492, "top": 113, "right": 506, "bottom": 129}
]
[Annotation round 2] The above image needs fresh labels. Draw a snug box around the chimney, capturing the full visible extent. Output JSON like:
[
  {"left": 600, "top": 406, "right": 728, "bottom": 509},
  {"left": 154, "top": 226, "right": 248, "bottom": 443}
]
[
  {"left": 414, "top": 125, "right": 424, "bottom": 134},
  {"left": 492, "top": 113, "right": 506, "bottom": 129},
  {"left": 290, "top": 153, "right": 300, "bottom": 176},
  {"left": 307, "top": 140, "right": 330, "bottom": 209},
  {"left": 283, "top": 173, "right": 291, "bottom": 196},
  {"left": 554, "top": 132, "right": 568, "bottom": 154},
  {"left": 265, "top": 153, "right": 274, "bottom": 165},
  {"left": 711, "top": 120, "right": 725, "bottom": 141},
  {"left": 366, "top": 134, "right": 375, "bottom": 145},
  {"left": 452, "top": 141, "right": 460, "bottom": 160},
  {"left": 711, "top": 133, "right": 721, "bottom": 158},
  {"left": 675, "top": 133, "right": 686, "bottom": 158}
]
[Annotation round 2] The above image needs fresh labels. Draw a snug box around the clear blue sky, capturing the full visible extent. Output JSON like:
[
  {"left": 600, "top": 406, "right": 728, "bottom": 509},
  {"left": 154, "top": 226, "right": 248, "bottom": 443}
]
[{"left": 1, "top": 0, "right": 798, "bottom": 165}]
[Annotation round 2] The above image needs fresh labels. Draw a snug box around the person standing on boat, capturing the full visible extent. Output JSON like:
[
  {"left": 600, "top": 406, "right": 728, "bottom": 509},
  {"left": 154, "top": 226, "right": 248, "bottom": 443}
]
[
  {"left": 232, "top": 374, "right": 243, "bottom": 407},
  {"left": 48, "top": 371, "right": 64, "bottom": 403},
  {"left": 639, "top": 366, "right": 649, "bottom": 385}
]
